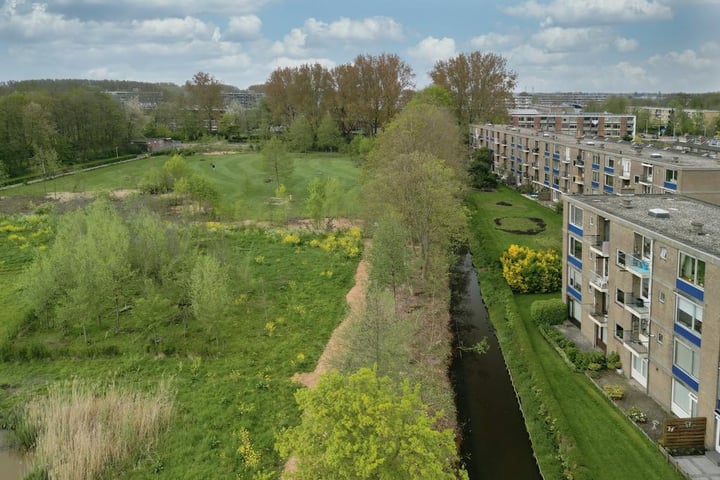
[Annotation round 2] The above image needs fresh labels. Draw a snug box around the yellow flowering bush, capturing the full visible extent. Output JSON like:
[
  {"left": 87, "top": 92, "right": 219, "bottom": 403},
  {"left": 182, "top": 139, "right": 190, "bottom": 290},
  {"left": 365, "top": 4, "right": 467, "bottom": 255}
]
[
  {"left": 307, "top": 229, "right": 362, "bottom": 258},
  {"left": 501, "top": 244, "right": 561, "bottom": 293}
]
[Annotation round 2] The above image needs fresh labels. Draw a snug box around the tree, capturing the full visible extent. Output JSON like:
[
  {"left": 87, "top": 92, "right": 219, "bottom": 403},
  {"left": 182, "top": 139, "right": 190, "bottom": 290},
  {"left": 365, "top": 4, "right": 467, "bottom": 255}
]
[
  {"left": 368, "top": 212, "right": 410, "bottom": 309},
  {"left": 286, "top": 115, "right": 315, "bottom": 152},
  {"left": 189, "top": 254, "right": 230, "bottom": 335},
  {"left": 367, "top": 102, "right": 467, "bottom": 178},
  {"left": 184, "top": 72, "right": 223, "bottom": 134},
  {"left": 602, "top": 95, "right": 628, "bottom": 114},
  {"left": 409, "top": 85, "right": 455, "bottom": 111},
  {"left": 353, "top": 53, "right": 415, "bottom": 135},
  {"left": 261, "top": 137, "right": 293, "bottom": 191},
  {"left": 276, "top": 368, "right": 465, "bottom": 480},
  {"left": 364, "top": 152, "right": 466, "bottom": 282},
  {"left": 316, "top": 112, "right": 343, "bottom": 151},
  {"left": 468, "top": 147, "right": 497, "bottom": 189},
  {"left": 430, "top": 51, "right": 517, "bottom": 125}
]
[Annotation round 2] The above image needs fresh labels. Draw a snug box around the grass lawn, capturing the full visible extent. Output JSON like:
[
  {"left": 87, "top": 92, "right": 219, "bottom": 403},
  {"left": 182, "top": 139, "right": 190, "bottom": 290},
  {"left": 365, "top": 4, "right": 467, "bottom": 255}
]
[
  {"left": 0, "top": 153, "right": 365, "bottom": 478},
  {"left": 467, "top": 186, "right": 681, "bottom": 480},
  {"left": 2, "top": 152, "right": 362, "bottom": 221}
]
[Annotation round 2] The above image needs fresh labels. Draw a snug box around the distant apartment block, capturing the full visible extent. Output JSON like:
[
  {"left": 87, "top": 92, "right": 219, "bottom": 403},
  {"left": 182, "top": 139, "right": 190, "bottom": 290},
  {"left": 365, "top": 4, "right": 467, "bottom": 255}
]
[
  {"left": 470, "top": 124, "right": 720, "bottom": 205},
  {"left": 508, "top": 110, "right": 636, "bottom": 138},
  {"left": 222, "top": 90, "right": 264, "bottom": 110},
  {"left": 561, "top": 194, "right": 720, "bottom": 449}
]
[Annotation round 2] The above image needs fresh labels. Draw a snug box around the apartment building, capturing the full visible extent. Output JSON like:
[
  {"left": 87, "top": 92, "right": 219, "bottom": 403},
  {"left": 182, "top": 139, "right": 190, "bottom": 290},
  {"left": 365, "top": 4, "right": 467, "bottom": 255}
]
[
  {"left": 470, "top": 124, "right": 720, "bottom": 205},
  {"left": 508, "top": 110, "right": 636, "bottom": 138},
  {"left": 562, "top": 194, "right": 720, "bottom": 449}
]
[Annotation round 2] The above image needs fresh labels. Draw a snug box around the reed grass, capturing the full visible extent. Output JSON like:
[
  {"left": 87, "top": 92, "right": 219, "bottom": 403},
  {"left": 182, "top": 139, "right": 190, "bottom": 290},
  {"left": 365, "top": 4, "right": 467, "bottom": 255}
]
[{"left": 21, "top": 379, "right": 173, "bottom": 480}]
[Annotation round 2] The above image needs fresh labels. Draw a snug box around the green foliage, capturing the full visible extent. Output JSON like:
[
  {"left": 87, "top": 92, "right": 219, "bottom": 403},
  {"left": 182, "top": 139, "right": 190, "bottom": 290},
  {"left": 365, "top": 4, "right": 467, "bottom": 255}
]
[
  {"left": 501, "top": 244, "right": 561, "bottom": 293},
  {"left": 627, "top": 406, "right": 648, "bottom": 424},
  {"left": 603, "top": 385, "right": 625, "bottom": 400},
  {"left": 276, "top": 367, "right": 466, "bottom": 480},
  {"left": 367, "top": 212, "right": 410, "bottom": 301},
  {"left": 261, "top": 136, "right": 293, "bottom": 191},
  {"left": 606, "top": 351, "right": 622, "bottom": 370},
  {"left": 347, "top": 135, "right": 374, "bottom": 163},
  {"left": 189, "top": 254, "right": 230, "bottom": 329},
  {"left": 468, "top": 147, "right": 498, "bottom": 189},
  {"left": 304, "top": 177, "right": 342, "bottom": 228},
  {"left": 286, "top": 115, "right": 315, "bottom": 152},
  {"left": 530, "top": 298, "right": 566, "bottom": 326},
  {"left": 316, "top": 112, "right": 343, "bottom": 152}
]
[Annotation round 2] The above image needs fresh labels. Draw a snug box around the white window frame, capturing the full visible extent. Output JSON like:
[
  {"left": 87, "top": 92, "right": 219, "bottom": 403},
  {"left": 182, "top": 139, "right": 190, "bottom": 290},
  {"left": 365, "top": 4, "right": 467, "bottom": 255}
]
[
  {"left": 676, "top": 295, "right": 703, "bottom": 335},
  {"left": 568, "top": 266, "right": 582, "bottom": 292},
  {"left": 673, "top": 338, "right": 700, "bottom": 379},
  {"left": 569, "top": 235, "right": 583, "bottom": 261},
  {"left": 672, "top": 378, "right": 698, "bottom": 418},
  {"left": 678, "top": 252, "right": 705, "bottom": 288}
]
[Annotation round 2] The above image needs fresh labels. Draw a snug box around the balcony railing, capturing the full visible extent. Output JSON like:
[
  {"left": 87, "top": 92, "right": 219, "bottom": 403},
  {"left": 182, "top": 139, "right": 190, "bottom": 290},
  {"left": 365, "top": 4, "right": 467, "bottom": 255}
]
[
  {"left": 587, "top": 235, "right": 609, "bottom": 257},
  {"left": 639, "top": 175, "right": 653, "bottom": 185},
  {"left": 623, "top": 334, "right": 649, "bottom": 355},
  {"left": 589, "top": 271, "right": 609, "bottom": 291},
  {"left": 588, "top": 310, "right": 608, "bottom": 325},
  {"left": 619, "top": 251, "right": 651, "bottom": 277},
  {"left": 621, "top": 294, "right": 650, "bottom": 318}
]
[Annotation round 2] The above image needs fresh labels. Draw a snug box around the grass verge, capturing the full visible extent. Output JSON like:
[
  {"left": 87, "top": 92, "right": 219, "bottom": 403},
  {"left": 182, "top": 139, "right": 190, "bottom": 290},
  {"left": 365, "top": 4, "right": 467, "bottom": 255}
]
[{"left": 467, "top": 186, "right": 682, "bottom": 480}]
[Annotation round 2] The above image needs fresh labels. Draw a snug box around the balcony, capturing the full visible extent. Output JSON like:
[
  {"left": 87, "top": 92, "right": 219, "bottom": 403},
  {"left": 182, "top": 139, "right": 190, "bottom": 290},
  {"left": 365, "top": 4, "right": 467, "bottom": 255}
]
[
  {"left": 589, "top": 271, "right": 609, "bottom": 292},
  {"left": 588, "top": 235, "right": 609, "bottom": 257},
  {"left": 623, "top": 334, "right": 649, "bottom": 355},
  {"left": 573, "top": 176, "right": 584, "bottom": 184},
  {"left": 639, "top": 175, "right": 653, "bottom": 185},
  {"left": 621, "top": 294, "right": 650, "bottom": 318},
  {"left": 618, "top": 251, "right": 651, "bottom": 278},
  {"left": 619, "top": 169, "right": 631, "bottom": 180},
  {"left": 588, "top": 310, "right": 608, "bottom": 326}
]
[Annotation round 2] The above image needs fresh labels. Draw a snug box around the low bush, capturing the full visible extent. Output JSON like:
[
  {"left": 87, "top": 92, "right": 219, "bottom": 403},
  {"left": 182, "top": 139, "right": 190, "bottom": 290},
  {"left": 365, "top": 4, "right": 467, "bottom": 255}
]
[
  {"left": 531, "top": 298, "right": 566, "bottom": 326},
  {"left": 603, "top": 385, "right": 625, "bottom": 400},
  {"left": 500, "top": 244, "right": 561, "bottom": 293},
  {"left": 627, "top": 406, "right": 648, "bottom": 424}
]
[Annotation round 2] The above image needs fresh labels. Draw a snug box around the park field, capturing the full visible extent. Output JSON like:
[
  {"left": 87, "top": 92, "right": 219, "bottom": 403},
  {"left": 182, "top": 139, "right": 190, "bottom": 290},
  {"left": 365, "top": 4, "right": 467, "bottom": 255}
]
[
  {"left": 0, "top": 152, "right": 365, "bottom": 479},
  {"left": 1, "top": 151, "right": 362, "bottom": 221}
]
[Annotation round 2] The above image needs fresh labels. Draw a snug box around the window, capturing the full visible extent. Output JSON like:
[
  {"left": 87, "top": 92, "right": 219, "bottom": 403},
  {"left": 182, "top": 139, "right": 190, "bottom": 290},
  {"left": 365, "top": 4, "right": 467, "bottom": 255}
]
[
  {"left": 657, "top": 332, "right": 664, "bottom": 344},
  {"left": 678, "top": 252, "right": 705, "bottom": 288},
  {"left": 570, "top": 236, "right": 582, "bottom": 260},
  {"left": 676, "top": 296, "right": 703, "bottom": 335},
  {"left": 592, "top": 171, "right": 600, "bottom": 182},
  {"left": 605, "top": 174, "right": 614, "bottom": 187},
  {"left": 671, "top": 378, "right": 698, "bottom": 418},
  {"left": 660, "top": 246, "right": 668, "bottom": 260},
  {"left": 615, "top": 324, "right": 624, "bottom": 339},
  {"left": 569, "top": 205, "right": 583, "bottom": 228},
  {"left": 616, "top": 250, "right": 626, "bottom": 267},
  {"left": 568, "top": 266, "right": 582, "bottom": 292},
  {"left": 665, "top": 169, "right": 678, "bottom": 183},
  {"left": 606, "top": 156, "right": 614, "bottom": 168},
  {"left": 659, "top": 291, "right": 666, "bottom": 303},
  {"left": 674, "top": 339, "right": 700, "bottom": 379}
]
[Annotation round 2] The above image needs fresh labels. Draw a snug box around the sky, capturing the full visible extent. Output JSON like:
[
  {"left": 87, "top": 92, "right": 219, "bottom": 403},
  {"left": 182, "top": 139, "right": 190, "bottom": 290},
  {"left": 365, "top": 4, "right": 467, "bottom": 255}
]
[{"left": 1, "top": 0, "right": 719, "bottom": 93}]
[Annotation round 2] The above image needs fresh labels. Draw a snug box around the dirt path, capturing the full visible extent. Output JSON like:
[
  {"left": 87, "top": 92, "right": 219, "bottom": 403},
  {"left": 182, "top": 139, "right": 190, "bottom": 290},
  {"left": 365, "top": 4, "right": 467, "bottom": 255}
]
[
  {"left": 291, "top": 251, "right": 368, "bottom": 388},
  {"left": 284, "top": 246, "right": 369, "bottom": 476}
]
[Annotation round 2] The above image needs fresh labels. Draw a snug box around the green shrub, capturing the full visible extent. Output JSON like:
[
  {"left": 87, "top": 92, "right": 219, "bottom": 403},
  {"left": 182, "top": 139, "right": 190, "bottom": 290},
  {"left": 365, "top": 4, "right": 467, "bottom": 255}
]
[
  {"left": 606, "top": 351, "right": 622, "bottom": 370},
  {"left": 587, "top": 362, "right": 602, "bottom": 378},
  {"left": 531, "top": 298, "right": 566, "bottom": 326},
  {"left": 627, "top": 406, "right": 647, "bottom": 423},
  {"left": 501, "top": 244, "right": 561, "bottom": 293},
  {"left": 603, "top": 384, "right": 625, "bottom": 400}
]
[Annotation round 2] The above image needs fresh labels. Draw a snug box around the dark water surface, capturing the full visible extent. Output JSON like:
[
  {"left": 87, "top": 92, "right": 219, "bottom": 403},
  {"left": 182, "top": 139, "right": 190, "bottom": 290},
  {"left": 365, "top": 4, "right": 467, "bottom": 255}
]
[
  {"left": 0, "top": 431, "right": 28, "bottom": 480},
  {"left": 450, "top": 252, "right": 542, "bottom": 480}
]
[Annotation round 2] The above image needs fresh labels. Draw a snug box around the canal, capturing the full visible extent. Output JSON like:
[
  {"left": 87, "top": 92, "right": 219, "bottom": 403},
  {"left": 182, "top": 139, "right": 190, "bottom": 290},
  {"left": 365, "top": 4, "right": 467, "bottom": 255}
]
[{"left": 450, "top": 252, "right": 542, "bottom": 479}]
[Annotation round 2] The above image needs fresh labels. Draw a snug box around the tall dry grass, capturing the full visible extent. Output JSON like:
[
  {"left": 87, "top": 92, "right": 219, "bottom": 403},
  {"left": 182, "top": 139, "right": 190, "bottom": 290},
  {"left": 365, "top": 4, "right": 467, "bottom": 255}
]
[{"left": 21, "top": 379, "right": 174, "bottom": 480}]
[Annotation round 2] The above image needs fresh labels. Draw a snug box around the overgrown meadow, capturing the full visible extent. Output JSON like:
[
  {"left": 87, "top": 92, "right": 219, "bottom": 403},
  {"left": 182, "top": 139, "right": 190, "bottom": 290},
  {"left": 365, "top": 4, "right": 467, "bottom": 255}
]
[{"left": 0, "top": 152, "right": 362, "bottom": 479}]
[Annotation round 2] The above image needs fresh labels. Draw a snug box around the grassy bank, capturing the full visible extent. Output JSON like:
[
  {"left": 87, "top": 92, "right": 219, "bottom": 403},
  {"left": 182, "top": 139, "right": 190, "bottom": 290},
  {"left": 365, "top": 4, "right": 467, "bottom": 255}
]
[{"left": 466, "top": 187, "right": 681, "bottom": 480}]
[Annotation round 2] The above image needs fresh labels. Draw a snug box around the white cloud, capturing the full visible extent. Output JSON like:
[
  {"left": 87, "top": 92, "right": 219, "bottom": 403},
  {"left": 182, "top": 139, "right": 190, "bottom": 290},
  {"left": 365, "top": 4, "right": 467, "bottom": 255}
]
[
  {"left": 51, "top": 0, "right": 275, "bottom": 17},
  {"left": 268, "top": 56, "right": 336, "bottom": 70},
  {"left": 470, "top": 32, "right": 516, "bottom": 49},
  {"left": 503, "top": 0, "right": 673, "bottom": 26},
  {"left": 130, "top": 16, "right": 216, "bottom": 39},
  {"left": 270, "top": 28, "right": 307, "bottom": 56},
  {"left": 408, "top": 36, "right": 456, "bottom": 63},
  {"left": 0, "top": 2, "right": 85, "bottom": 40},
  {"left": 227, "top": 15, "right": 262, "bottom": 39},
  {"left": 507, "top": 44, "right": 567, "bottom": 65},
  {"left": 614, "top": 37, "right": 638, "bottom": 52},
  {"left": 303, "top": 16, "right": 403, "bottom": 41},
  {"left": 204, "top": 53, "right": 252, "bottom": 69},
  {"left": 531, "top": 27, "right": 606, "bottom": 51}
]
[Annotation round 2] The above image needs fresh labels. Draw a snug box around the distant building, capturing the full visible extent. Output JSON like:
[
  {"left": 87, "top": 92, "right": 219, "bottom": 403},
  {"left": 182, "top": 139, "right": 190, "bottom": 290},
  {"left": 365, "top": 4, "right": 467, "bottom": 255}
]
[
  {"left": 508, "top": 110, "right": 636, "bottom": 138},
  {"left": 221, "top": 90, "right": 264, "bottom": 110},
  {"left": 561, "top": 193, "right": 720, "bottom": 450},
  {"left": 470, "top": 124, "right": 720, "bottom": 205}
]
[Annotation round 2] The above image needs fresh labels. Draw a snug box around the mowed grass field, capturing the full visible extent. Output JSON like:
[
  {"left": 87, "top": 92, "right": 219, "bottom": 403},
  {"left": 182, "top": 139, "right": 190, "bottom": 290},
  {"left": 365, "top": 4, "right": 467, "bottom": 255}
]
[
  {"left": 0, "top": 152, "right": 365, "bottom": 479},
  {"left": 467, "top": 187, "right": 681, "bottom": 480},
  {"left": 2, "top": 151, "right": 362, "bottom": 220}
]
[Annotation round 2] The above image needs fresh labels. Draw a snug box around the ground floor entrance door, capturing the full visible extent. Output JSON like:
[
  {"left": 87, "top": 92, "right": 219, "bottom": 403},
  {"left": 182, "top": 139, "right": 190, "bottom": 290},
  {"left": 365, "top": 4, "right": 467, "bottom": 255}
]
[{"left": 631, "top": 353, "right": 648, "bottom": 388}]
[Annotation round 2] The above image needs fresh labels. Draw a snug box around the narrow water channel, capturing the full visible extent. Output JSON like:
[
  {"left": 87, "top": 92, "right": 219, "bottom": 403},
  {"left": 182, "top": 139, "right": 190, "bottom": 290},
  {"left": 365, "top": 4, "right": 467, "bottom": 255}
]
[
  {"left": 450, "top": 252, "right": 541, "bottom": 480},
  {"left": 0, "top": 431, "right": 28, "bottom": 480}
]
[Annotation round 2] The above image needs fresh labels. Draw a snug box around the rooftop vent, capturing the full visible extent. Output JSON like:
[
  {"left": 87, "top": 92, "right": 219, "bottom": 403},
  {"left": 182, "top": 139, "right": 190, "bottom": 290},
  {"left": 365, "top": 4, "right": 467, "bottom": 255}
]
[
  {"left": 621, "top": 198, "right": 633, "bottom": 209},
  {"left": 648, "top": 208, "right": 670, "bottom": 218},
  {"left": 691, "top": 221, "right": 705, "bottom": 235}
]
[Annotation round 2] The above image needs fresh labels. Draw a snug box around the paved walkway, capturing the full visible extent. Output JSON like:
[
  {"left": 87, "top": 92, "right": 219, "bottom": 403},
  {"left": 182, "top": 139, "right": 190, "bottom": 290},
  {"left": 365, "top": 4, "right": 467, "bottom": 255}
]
[{"left": 554, "top": 321, "right": 720, "bottom": 480}]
